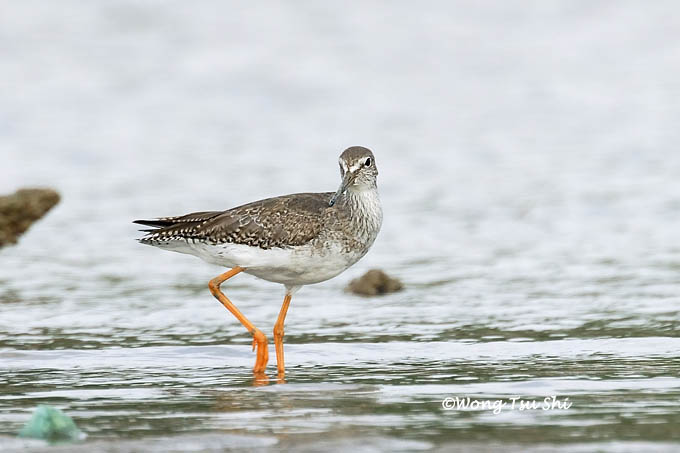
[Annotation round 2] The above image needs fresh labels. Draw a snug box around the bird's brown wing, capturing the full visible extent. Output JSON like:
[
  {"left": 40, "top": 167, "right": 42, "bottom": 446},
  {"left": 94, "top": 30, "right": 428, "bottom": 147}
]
[{"left": 135, "top": 192, "right": 333, "bottom": 249}]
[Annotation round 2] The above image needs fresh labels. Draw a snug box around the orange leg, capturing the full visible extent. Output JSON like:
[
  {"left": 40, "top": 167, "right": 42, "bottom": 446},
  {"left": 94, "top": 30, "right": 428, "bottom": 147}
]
[
  {"left": 273, "top": 292, "right": 292, "bottom": 378},
  {"left": 208, "top": 267, "right": 269, "bottom": 374}
]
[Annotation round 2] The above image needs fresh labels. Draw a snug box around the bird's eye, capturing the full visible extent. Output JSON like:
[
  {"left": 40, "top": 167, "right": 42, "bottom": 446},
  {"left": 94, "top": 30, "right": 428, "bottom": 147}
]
[{"left": 365, "top": 157, "right": 372, "bottom": 167}]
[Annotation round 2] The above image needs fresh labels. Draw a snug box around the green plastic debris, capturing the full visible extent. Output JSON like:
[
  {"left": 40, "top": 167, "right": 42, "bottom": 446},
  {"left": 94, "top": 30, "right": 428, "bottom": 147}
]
[{"left": 18, "top": 405, "right": 85, "bottom": 442}]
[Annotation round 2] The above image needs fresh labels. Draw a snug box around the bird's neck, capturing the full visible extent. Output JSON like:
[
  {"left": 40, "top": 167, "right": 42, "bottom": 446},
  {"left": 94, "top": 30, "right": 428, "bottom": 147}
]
[{"left": 341, "top": 187, "right": 383, "bottom": 235}]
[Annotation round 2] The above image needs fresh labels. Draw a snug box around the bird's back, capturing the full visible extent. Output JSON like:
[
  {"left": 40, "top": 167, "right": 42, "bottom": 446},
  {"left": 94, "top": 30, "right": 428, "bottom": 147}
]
[{"left": 135, "top": 192, "right": 334, "bottom": 250}]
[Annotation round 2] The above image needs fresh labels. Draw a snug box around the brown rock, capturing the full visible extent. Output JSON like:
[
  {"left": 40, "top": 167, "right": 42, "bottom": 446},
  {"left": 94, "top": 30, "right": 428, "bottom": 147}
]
[
  {"left": 346, "top": 269, "right": 404, "bottom": 296},
  {"left": 0, "top": 188, "right": 60, "bottom": 247}
]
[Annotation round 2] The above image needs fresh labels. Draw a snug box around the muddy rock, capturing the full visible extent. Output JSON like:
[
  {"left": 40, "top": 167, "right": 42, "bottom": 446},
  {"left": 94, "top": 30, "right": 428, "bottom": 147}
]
[
  {"left": 0, "top": 188, "right": 60, "bottom": 247},
  {"left": 346, "top": 269, "right": 404, "bottom": 296}
]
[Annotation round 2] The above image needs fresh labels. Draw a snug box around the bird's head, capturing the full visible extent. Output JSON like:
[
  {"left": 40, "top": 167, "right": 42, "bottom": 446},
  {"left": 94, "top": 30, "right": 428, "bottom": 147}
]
[{"left": 329, "top": 146, "right": 378, "bottom": 206}]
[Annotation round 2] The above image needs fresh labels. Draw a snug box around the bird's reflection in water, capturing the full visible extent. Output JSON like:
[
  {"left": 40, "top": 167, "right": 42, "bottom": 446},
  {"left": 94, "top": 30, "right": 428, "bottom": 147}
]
[
  {"left": 252, "top": 372, "right": 269, "bottom": 386},
  {"left": 252, "top": 372, "right": 288, "bottom": 386}
]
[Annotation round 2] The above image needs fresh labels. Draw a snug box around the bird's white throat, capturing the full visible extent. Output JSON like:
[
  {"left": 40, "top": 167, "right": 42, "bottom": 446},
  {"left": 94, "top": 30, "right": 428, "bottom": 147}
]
[{"left": 342, "top": 186, "right": 383, "bottom": 238}]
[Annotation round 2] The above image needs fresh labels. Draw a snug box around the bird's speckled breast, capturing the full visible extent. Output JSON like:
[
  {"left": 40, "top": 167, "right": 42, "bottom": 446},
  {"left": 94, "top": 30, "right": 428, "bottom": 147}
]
[{"left": 243, "top": 188, "right": 382, "bottom": 286}]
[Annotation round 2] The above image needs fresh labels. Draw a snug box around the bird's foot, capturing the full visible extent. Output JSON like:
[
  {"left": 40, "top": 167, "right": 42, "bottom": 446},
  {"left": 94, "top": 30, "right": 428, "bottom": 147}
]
[
  {"left": 251, "top": 330, "right": 269, "bottom": 373},
  {"left": 252, "top": 372, "right": 269, "bottom": 386}
]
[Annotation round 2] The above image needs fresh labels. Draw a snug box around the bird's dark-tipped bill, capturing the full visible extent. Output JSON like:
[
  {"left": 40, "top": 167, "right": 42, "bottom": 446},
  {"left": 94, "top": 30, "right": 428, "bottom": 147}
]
[{"left": 329, "top": 171, "right": 355, "bottom": 206}]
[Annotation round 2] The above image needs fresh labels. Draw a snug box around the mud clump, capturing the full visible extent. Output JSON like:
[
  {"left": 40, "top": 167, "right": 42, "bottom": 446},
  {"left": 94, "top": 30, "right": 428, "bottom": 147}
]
[
  {"left": 0, "top": 188, "right": 60, "bottom": 247},
  {"left": 347, "top": 269, "right": 404, "bottom": 296}
]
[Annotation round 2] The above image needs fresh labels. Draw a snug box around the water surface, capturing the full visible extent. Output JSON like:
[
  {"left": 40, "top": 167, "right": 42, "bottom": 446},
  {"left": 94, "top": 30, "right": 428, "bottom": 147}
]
[{"left": 2, "top": 1, "right": 680, "bottom": 451}]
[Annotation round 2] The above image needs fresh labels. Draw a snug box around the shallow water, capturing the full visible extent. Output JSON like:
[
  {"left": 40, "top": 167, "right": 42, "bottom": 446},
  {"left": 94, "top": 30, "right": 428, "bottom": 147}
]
[{"left": 2, "top": 1, "right": 680, "bottom": 451}]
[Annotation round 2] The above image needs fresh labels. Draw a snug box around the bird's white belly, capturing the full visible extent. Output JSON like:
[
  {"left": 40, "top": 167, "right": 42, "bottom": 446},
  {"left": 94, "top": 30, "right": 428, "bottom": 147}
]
[{"left": 181, "top": 241, "right": 358, "bottom": 286}]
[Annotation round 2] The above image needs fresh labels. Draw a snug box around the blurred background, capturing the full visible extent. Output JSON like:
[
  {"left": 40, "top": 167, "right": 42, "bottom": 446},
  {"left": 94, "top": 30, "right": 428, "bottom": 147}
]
[{"left": 2, "top": 1, "right": 680, "bottom": 451}]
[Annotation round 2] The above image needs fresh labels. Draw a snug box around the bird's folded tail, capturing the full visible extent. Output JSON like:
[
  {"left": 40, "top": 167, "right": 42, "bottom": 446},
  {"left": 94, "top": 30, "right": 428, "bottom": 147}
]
[{"left": 133, "top": 211, "right": 223, "bottom": 243}]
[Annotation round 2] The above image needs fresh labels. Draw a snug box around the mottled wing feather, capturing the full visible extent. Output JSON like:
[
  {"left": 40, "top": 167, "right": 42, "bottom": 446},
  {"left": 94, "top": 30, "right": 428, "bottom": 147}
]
[{"left": 137, "top": 192, "right": 333, "bottom": 249}]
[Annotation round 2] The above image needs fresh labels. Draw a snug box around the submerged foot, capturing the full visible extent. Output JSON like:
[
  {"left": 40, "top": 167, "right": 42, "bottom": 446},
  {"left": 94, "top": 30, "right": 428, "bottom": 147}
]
[{"left": 251, "top": 330, "right": 269, "bottom": 373}]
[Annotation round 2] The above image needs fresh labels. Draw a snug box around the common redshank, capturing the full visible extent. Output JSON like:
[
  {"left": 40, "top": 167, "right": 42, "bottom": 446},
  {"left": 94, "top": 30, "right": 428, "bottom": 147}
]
[{"left": 134, "top": 146, "right": 382, "bottom": 377}]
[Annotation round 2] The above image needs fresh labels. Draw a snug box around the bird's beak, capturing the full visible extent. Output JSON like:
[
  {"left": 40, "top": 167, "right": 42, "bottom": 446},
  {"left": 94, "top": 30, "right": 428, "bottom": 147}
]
[{"left": 329, "top": 171, "right": 356, "bottom": 206}]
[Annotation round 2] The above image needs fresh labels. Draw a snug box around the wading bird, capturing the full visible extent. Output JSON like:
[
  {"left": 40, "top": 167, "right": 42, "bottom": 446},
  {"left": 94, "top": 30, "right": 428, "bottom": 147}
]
[{"left": 134, "top": 146, "right": 382, "bottom": 378}]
